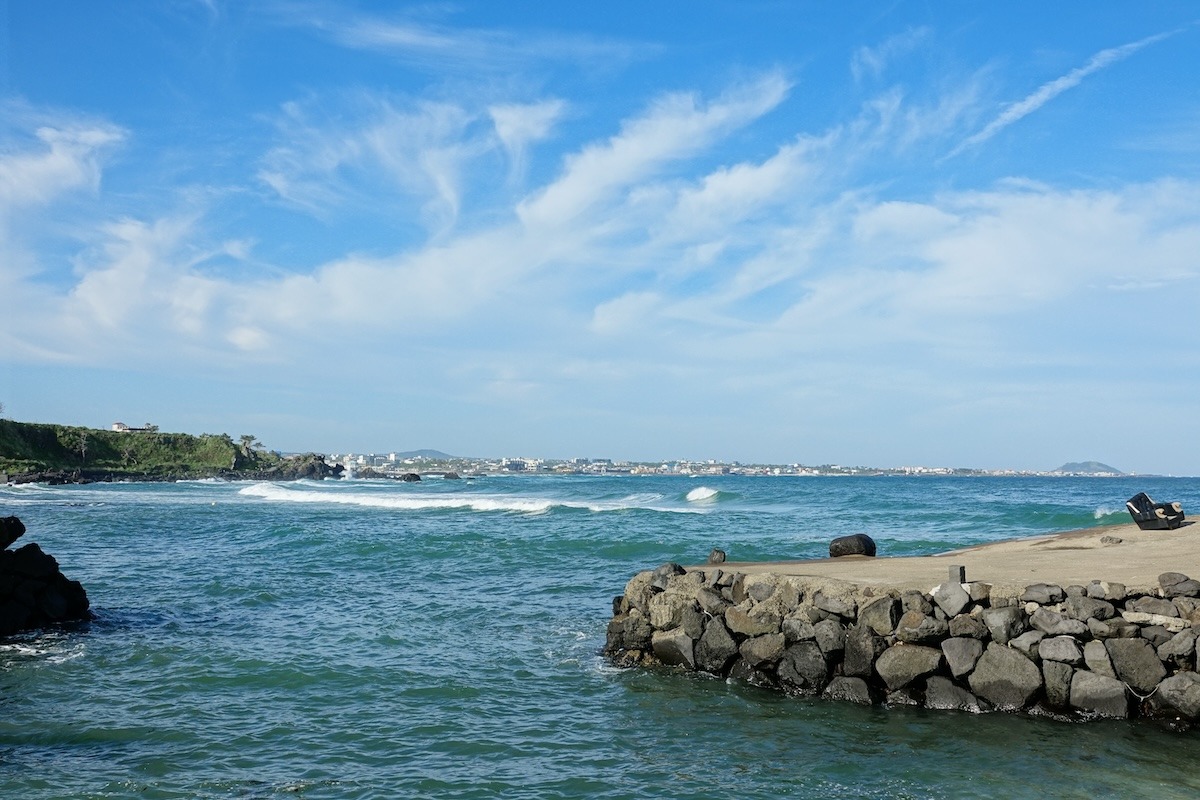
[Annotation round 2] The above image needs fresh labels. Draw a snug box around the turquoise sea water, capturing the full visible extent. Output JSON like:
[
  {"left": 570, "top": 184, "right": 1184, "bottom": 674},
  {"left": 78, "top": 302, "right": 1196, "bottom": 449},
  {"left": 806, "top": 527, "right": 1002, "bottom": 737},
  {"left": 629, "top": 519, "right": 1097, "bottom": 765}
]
[{"left": 2, "top": 474, "right": 1200, "bottom": 799}]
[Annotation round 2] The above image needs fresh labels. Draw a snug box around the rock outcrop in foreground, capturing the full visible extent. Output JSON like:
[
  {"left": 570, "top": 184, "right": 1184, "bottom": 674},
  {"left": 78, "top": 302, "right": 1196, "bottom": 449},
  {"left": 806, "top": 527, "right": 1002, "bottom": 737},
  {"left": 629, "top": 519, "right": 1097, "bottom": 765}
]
[
  {"left": 605, "top": 563, "right": 1200, "bottom": 728},
  {"left": 0, "top": 517, "right": 91, "bottom": 636}
]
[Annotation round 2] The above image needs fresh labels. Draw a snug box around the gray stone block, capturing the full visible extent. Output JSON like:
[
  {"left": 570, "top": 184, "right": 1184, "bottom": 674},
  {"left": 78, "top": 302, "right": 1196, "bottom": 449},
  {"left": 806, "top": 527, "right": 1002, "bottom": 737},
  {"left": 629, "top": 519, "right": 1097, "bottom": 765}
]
[
  {"left": 895, "top": 610, "right": 948, "bottom": 644},
  {"left": 739, "top": 632, "right": 786, "bottom": 668},
  {"left": 822, "top": 676, "right": 874, "bottom": 706},
  {"left": 857, "top": 596, "right": 900, "bottom": 637},
  {"left": 1150, "top": 672, "right": 1200, "bottom": 720},
  {"left": 1039, "top": 635, "right": 1083, "bottom": 665},
  {"left": 1083, "top": 640, "right": 1117, "bottom": 678},
  {"left": 843, "top": 626, "right": 887, "bottom": 679},
  {"left": 932, "top": 581, "right": 971, "bottom": 618},
  {"left": 1029, "top": 608, "right": 1088, "bottom": 637},
  {"left": 1105, "top": 638, "right": 1167, "bottom": 694},
  {"left": 925, "top": 675, "right": 987, "bottom": 713},
  {"left": 651, "top": 628, "right": 695, "bottom": 669},
  {"left": 695, "top": 617, "right": 738, "bottom": 674},
  {"left": 777, "top": 641, "right": 828, "bottom": 695},
  {"left": 1008, "top": 630, "right": 1046, "bottom": 661},
  {"left": 968, "top": 643, "right": 1042, "bottom": 710},
  {"left": 1070, "top": 671, "right": 1129, "bottom": 719},
  {"left": 1042, "top": 660, "right": 1073, "bottom": 710},
  {"left": 949, "top": 613, "right": 989, "bottom": 640},
  {"left": 941, "top": 636, "right": 984, "bottom": 679},
  {"left": 813, "top": 618, "right": 846, "bottom": 657},
  {"left": 1021, "top": 583, "right": 1064, "bottom": 605},
  {"left": 1159, "top": 572, "right": 1200, "bottom": 598},
  {"left": 875, "top": 644, "right": 942, "bottom": 691},
  {"left": 982, "top": 606, "right": 1026, "bottom": 645},
  {"left": 1126, "top": 596, "right": 1178, "bottom": 617}
]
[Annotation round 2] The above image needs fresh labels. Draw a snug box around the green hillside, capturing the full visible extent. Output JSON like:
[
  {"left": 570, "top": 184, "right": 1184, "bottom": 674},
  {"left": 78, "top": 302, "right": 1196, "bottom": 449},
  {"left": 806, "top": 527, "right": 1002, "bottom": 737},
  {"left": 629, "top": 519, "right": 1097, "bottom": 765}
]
[{"left": 0, "top": 420, "right": 336, "bottom": 482}]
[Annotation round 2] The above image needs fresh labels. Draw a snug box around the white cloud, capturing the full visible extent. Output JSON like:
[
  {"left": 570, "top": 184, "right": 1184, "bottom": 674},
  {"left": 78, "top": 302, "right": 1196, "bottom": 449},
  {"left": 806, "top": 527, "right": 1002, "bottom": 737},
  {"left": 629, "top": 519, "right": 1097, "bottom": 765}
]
[
  {"left": 489, "top": 99, "right": 566, "bottom": 180},
  {"left": 517, "top": 72, "right": 792, "bottom": 229},
  {"left": 0, "top": 120, "right": 125, "bottom": 209}
]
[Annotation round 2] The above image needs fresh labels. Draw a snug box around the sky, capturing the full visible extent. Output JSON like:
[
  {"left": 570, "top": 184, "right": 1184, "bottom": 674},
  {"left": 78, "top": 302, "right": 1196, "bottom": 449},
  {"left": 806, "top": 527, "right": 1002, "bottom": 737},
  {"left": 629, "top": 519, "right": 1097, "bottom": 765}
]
[{"left": 1, "top": 2, "right": 1198, "bottom": 474}]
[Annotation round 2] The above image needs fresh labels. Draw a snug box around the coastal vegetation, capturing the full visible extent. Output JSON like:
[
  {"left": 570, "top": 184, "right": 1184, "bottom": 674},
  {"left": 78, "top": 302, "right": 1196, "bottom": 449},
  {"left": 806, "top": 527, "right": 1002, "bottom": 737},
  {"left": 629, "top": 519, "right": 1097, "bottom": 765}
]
[{"left": 0, "top": 419, "right": 338, "bottom": 483}]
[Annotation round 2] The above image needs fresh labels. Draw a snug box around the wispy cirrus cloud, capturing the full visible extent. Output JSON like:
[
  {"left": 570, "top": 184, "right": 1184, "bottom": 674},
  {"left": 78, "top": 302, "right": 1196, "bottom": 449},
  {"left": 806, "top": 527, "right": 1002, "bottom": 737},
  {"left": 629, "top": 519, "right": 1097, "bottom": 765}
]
[
  {"left": 947, "top": 28, "right": 1182, "bottom": 158},
  {"left": 294, "top": 9, "right": 648, "bottom": 72},
  {"left": 851, "top": 26, "right": 931, "bottom": 82}
]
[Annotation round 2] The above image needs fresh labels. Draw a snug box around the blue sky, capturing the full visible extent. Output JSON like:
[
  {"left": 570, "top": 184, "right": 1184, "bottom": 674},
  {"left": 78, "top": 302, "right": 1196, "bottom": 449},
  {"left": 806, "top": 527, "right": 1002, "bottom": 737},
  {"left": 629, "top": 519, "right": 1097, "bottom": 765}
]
[{"left": 2, "top": 2, "right": 1198, "bottom": 473}]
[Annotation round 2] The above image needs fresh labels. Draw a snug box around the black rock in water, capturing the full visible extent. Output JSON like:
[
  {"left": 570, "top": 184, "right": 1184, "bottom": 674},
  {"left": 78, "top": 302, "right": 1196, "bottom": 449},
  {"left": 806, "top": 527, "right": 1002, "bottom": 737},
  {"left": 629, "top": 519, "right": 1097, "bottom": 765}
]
[{"left": 0, "top": 518, "right": 91, "bottom": 637}]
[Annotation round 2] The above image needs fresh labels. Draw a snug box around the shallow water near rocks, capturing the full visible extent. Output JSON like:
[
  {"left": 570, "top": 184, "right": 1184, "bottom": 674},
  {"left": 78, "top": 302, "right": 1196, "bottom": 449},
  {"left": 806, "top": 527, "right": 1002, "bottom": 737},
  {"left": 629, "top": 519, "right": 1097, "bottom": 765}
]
[{"left": 2, "top": 475, "right": 1200, "bottom": 798}]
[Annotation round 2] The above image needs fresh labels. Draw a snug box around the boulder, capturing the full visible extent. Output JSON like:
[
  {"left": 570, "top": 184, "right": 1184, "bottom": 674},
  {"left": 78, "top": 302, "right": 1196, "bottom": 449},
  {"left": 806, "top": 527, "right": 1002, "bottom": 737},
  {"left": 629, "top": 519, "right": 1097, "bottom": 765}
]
[
  {"left": 813, "top": 618, "right": 846, "bottom": 658},
  {"left": 1029, "top": 608, "right": 1088, "bottom": 637},
  {"left": 695, "top": 587, "right": 730, "bottom": 617},
  {"left": 695, "top": 617, "right": 739, "bottom": 674},
  {"left": 894, "top": 610, "right": 948, "bottom": 644},
  {"left": 777, "top": 641, "right": 828, "bottom": 695},
  {"left": 941, "top": 636, "right": 984, "bottom": 679},
  {"left": 948, "top": 613, "right": 988, "bottom": 640},
  {"left": 648, "top": 590, "right": 697, "bottom": 630},
  {"left": 1070, "top": 671, "right": 1129, "bottom": 719},
  {"left": 829, "top": 533, "right": 875, "bottom": 558},
  {"left": 1038, "top": 636, "right": 1084, "bottom": 666},
  {"left": 1105, "top": 638, "right": 1167, "bottom": 694},
  {"left": 822, "top": 676, "right": 874, "bottom": 706},
  {"left": 606, "top": 608, "right": 653, "bottom": 653},
  {"left": 932, "top": 582, "right": 971, "bottom": 618},
  {"left": 967, "top": 644, "right": 1042, "bottom": 710},
  {"left": 812, "top": 590, "right": 856, "bottom": 619},
  {"left": 1119, "top": 610, "right": 1189, "bottom": 632},
  {"left": 1008, "top": 630, "right": 1046, "bottom": 660},
  {"left": 781, "top": 614, "right": 817, "bottom": 643},
  {"left": 1062, "top": 595, "right": 1116, "bottom": 622},
  {"left": 1083, "top": 640, "right": 1117, "bottom": 679},
  {"left": 725, "top": 605, "right": 781, "bottom": 638},
  {"left": 875, "top": 644, "right": 942, "bottom": 691},
  {"left": 1139, "top": 625, "right": 1173, "bottom": 649},
  {"left": 982, "top": 606, "right": 1026, "bottom": 644},
  {"left": 1021, "top": 583, "right": 1065, "bottom": 605},
  {"left": 650, "top": 562, "right": 687, "bottom": 591},
  {"left": 707, "top": 548, "right": 727, "bottom": 564},
  {"left": 901, "top": 590, "right": 932, "bottom": 615},
  {"left": 739, "top": 632, "right": 786, "bottom": 668},
  {"left": 925, "top": 675, "right": 987, "bottom": 713},
  {"left": 1159, "top": 572, "right": 1200, "bottom": 599},
  {"left": 1150, "top": 672, "right": 1200, "bottom": 720},
  {"left": 651, "top": 628, "right": 695, "bottom": 669},
  {"left": 1042, "top": 661, "right": 1073, "bottom": 710},
  {"left": 857, "top": 596, "right": 900, "bottom": 637},
  {"left": 843, "top": 626, "right": 887, "bottom": 678},
  {"left": 1126, "top": 596, "right": 1178, "bottom": 617},
  {"left": 1157, "top": 629, "right": 1197, "bottom": 668}
]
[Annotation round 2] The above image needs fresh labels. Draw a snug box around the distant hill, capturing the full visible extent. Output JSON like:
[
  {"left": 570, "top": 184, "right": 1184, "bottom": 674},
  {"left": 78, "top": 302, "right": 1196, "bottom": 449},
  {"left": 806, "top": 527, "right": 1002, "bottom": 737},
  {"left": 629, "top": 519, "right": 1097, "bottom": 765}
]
[
  {"left": 1054, "top": 461, "right": 1124, "bottom": 475},
  {"left": 395, "top": 449, "right": 456, "bottom": 460}
]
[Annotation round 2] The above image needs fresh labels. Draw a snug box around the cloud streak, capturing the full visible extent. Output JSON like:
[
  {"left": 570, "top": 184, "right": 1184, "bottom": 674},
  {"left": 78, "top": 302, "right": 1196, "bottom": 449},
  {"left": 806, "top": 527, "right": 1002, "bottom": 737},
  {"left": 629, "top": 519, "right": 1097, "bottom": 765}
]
[{"left": 948, "top": 29, "right": 1180, "bottom": 158}]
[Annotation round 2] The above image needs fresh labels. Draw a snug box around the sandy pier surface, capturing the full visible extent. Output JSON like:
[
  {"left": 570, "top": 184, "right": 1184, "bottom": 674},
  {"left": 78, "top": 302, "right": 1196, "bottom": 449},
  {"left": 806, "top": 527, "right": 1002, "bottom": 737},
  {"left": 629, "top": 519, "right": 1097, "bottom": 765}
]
[{"left": 691, "top": 521, "right": 1199, "bottom": 595}]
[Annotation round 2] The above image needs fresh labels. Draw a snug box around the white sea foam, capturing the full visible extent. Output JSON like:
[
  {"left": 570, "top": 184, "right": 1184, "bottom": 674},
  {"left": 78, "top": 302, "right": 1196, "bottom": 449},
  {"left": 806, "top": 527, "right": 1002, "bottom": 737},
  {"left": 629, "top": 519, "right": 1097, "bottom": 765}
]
[
  {"left": 238, "top": 482, "right": 702, "bottom": 514},
  {"left": 686, "top": 486, "right": 720, "bottom": 502},
  {"left": 1094, "top": 506, "right": 1124, "bottom": 519}
]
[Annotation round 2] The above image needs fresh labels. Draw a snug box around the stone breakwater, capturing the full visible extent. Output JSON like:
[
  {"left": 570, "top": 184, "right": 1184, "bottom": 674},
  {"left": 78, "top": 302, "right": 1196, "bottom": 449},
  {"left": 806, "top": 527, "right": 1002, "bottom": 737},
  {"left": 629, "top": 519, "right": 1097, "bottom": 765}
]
[{"left": 604, "top": 563, "right": 1200, "bottom": 727}]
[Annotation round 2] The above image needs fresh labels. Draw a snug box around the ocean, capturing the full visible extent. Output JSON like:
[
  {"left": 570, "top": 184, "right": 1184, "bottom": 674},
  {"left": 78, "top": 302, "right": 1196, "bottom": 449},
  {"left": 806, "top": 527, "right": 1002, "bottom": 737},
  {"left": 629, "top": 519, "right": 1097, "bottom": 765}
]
[{"left": 2, "top": 474, "right": 1199, "bottom": 798}]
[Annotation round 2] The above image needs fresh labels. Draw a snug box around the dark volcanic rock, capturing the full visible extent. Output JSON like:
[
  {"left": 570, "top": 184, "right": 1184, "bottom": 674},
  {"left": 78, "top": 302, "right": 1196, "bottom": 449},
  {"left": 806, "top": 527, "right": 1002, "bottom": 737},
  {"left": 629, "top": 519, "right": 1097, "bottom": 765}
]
[
  {"left": 777, "top": 641, "right": 829, "bottom": 695},
  {"left": 695, "top": 617, "right": 739, "bottom": 674},
  {"left": 0, "top": 520, "right": 91, "bottom": 637},
  {"left": 1070, "top": 671, "right": 1129, "bottom": 719},
  {"left": 823, "top": 676, "right": 874, "bottom": 706},
  {"left": 1151, "top": 672, "right": 1200, "bottom": 720},
  {"left": 829, "top": 533, "right": 876, "bottom": 558},
  {"left": 982, "top": 606, "right": 1026, "bottom": 644},
  {"left": 0, "top": 517, "right": 25, "bottom": 550}
]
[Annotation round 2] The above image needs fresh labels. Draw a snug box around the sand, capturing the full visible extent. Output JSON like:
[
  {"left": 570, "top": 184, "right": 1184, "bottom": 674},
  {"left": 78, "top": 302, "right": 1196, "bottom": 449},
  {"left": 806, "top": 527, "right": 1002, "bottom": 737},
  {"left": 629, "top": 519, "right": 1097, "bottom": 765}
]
[{"left": 692, "top": 520, "right": 1199, "bottom": 595}]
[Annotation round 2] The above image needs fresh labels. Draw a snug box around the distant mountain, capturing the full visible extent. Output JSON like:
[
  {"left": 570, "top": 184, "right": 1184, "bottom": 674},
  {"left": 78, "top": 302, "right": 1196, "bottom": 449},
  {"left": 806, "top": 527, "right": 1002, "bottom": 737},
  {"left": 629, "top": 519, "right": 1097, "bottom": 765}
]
[
  {"left": 394, "top": 449, "right": 456, "bottom": 460},
  {"left": 1054, "top": 461, "right": 1123, "bottom": 475}
]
